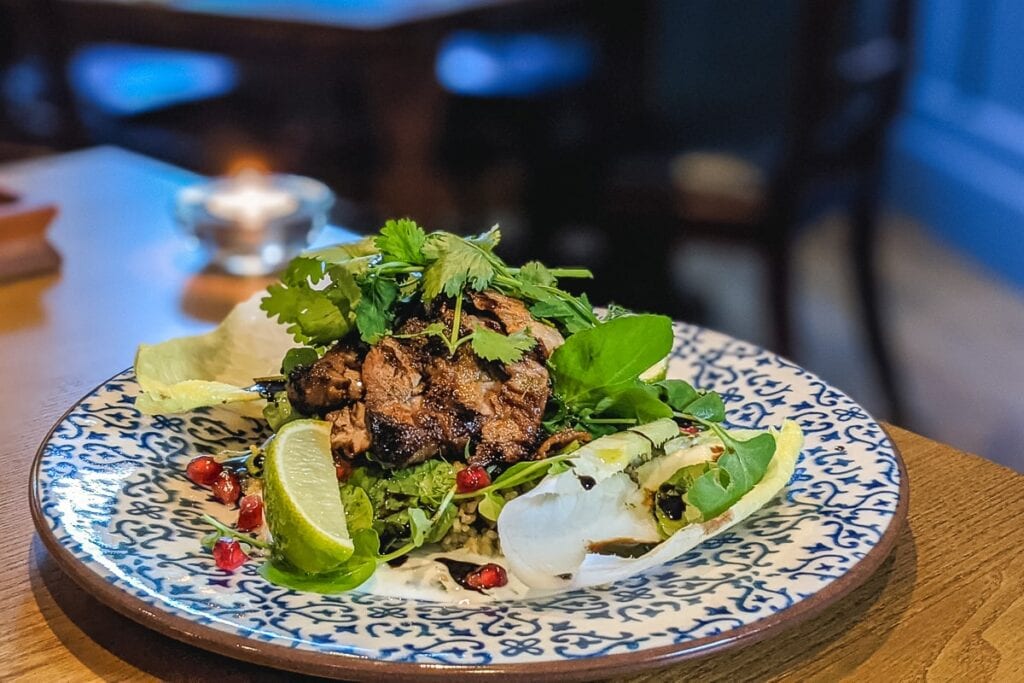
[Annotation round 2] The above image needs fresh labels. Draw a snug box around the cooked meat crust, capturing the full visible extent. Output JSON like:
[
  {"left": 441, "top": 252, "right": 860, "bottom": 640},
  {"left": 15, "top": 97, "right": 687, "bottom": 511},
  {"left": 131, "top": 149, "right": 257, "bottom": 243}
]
[
  {"left": 285, "top": 291, "right": 557, "bottom": 467},
  {"left": 287, "top": 343, "right": 364, "bottom": 415}
]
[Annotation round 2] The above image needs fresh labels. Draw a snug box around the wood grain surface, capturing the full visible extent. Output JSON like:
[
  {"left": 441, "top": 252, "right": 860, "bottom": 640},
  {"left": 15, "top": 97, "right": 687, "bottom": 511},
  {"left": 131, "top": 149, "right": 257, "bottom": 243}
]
[{"left": 2, "top": 148, "right": 1023, "bottom": 681}]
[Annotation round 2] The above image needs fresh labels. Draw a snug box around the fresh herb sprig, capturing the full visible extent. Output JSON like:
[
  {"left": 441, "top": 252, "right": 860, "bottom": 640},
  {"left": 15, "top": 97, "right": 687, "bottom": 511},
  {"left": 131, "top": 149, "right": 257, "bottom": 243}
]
[{"left": 260, "top": 220, "right": 596, "bottom": 367}]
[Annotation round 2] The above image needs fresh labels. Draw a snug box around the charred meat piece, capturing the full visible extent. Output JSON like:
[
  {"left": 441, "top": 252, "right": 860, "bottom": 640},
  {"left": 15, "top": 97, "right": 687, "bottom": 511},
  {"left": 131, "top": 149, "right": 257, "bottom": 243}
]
[
  {"left": 287, "top": 344, "right": 364, "bottom": 415},
  {"left": 471, "top": 356, "right": 550, "bottom": 466},
  {"left": 534, "top": 429, "right": 593, "bottom": 460},
  {"left": 469, "top": 291, "right": 564, "bottom": 358},
  {"left": 362, "top": 307, "right": 553, "bottom": 468},
  {"left": 325, "top": 403, "right": 372, "bottom": 458}
]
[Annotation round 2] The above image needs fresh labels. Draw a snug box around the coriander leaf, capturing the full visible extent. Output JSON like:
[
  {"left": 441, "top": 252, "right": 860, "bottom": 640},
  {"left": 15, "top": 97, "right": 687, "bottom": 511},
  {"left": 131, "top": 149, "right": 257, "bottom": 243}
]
[
  {"left": 355, "top": 276, "right": 399, "bottom": 343},
  {"left": 655, "top": 379, "right": 699, "bottom": 411},
  {"left": 470, "top": 326, "right": 537, "bottom": 364},
  {"left": 593, "top": 382, "right": 673, "bottom": 423},
  {"left": 683, "top": 392, "right": 726, "bottom": 422},
  {"left": 323, "top": 264, "right": 362, "bottom": 306},
  {"left": 374, "top": 218, "right": 427, "bottom": 264},
  {"left": 518, "top": 261, "right": 556, "bottom": 286},
  {"left": 686, "top": 431, "right": 776, "bottom": 520},
  {"left": 421, "top": 233, "right": 497, "bottom": 300},
  {"left": 548, "top": 314, "right": 675, "bottom": 409},
  {"left": 261, "top": 284, "right": 352, "bottom": 346},
  {"left": 305, "top": 237, "right": 378, "bottom": 265},
  {"left": 281, "top": 347, "right": 318, "bottom": 375},
  {"left": 282, "top": 256, "right": 327, "bottom": 286},
  {"left": 467, "top": 225, "right": 501, "bottom": 250}
]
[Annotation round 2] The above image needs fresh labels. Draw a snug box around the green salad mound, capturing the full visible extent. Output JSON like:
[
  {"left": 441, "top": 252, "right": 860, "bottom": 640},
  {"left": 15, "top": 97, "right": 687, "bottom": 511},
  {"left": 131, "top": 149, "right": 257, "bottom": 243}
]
[{"left": 136, "top": 220, "right": 786, "bottom": 593}]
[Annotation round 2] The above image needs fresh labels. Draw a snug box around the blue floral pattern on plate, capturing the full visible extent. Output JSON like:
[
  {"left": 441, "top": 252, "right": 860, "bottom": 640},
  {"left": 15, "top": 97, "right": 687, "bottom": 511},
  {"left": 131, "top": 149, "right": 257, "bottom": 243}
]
[{"left": 32, "top": 323, "right": 901, "bottom": 670}]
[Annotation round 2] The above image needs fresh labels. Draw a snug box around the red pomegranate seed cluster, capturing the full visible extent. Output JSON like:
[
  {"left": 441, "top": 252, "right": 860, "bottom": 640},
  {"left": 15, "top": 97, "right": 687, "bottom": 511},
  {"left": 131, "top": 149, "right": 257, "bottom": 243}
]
[
  {"left": 212, "top": 538, "right": 248, "bottom": 571},
  {"left": 212, "top": 470, "right": 242, "bottom": 505},
  {"left": 186, "top": 456, "right": 223, "bottom": 486},
  {"left": 680, "top": 425, "right": 700, "bottom": 436},
  {"left": 236, "top": 494, "right": 264, "bottom": 532},
  {"left": 456, "top": 465, "right": 491, "bottom": 493},
  {"left": 465, "top": 563, "right": 508, "bottom": 590}
]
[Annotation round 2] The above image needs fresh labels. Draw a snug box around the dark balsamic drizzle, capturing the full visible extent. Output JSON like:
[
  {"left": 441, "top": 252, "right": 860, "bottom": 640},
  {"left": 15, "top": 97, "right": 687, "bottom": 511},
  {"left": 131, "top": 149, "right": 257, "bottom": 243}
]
[
  {"left": 386, "top": 554, "right": 410, "bottom": 568},
  {"left": 436, "top": 557, "right": 485, "bottom": 592},
  {"left": 576, "top": 475, "right": 597, "bottom": 490},
  {"left": 588, "top": 539, "right": 660, "bottom": 558}
]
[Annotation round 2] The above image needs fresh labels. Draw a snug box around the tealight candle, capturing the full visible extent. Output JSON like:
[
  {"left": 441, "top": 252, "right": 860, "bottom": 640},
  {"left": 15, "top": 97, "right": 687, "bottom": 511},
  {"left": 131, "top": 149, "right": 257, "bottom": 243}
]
[
  {"left": 176, "top": 170, "right": 333, "bottom": 275},
  {"left": 204, "top": 170, "right": 300, "bottom": 226}
]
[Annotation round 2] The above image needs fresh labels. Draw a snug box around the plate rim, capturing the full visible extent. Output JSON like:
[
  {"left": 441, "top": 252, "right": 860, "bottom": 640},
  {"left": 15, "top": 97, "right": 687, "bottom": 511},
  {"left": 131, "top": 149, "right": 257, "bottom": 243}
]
[{"left": 29, "top": 367, "right": 909, "bottom": 682}]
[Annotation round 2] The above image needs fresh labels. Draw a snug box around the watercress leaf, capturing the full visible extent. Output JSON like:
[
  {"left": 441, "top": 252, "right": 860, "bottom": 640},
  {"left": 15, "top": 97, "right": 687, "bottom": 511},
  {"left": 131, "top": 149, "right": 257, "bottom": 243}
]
[
  {"left": 408, "top": 507, "right": 432, "bottom": 548},
  {"left": 518, "top": 261, "right": 556, "bottom": 286},
  {"left": 686, "top": 431, "right": 776, "bottom": 520},
  {"left": 425, "top": 503, "right": 458, "bottom": 543},
  {"left": 355, "top": 276, "right": 399, "bottom": 343},
  {"left": 281, "top": 347, "right": 318, "bottom": 375},
  {"left": 478, "top": 491, "right": 506, "bottom": 522},
  {"left": 374, "top": 218, "right": 427, "bottom": 264},
  {"left": 469, "top": 326, "right": 536, "bottom": 364},
  {"left": 596, "top": 382, "right": 673, "bottom": 422},
  {"left": 259, "top": 528, "right": 380, "bottom": 594},
  {"left": 339, "top": 485, "right": 374, "bottom": 532},
  {"left": 655, "top": 379, "right": 699, "bottom": 411},
  {"left": 548, "top": 314, "right": 674, "bottom": 409},
  {"left": 684, "top": 392, "right": 726, "bottom": 422}
]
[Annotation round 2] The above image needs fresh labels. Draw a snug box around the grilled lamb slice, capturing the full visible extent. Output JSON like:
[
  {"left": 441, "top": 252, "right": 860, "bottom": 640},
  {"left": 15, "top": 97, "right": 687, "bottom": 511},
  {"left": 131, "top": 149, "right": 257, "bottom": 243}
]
[
  {"left": 471, "top": 356, "right": 551, "bottom": 466},
  {"left": 325, "top": 403, "right": 372, "bottom": 458},
  {"left": 469, "top": 290, "right": 564, "bottom": 358},
  {"left": 362, "top": 314, "right": 552, "bottom": 468},
  {"left": 286, "top": 343, "right": 364, "bottom": 415}
]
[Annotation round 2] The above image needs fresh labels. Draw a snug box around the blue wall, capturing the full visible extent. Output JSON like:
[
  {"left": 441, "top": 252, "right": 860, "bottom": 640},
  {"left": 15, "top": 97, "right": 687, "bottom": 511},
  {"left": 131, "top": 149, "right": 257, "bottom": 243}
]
[{"left": 887, "top": 0, "right": 1024, "bottom": 289}]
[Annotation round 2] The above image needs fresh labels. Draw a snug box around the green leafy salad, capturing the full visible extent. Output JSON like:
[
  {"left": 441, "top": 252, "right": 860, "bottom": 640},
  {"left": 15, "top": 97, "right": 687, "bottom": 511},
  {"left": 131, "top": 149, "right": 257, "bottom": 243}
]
[{"left": 134, "top": 220, "right": 802, "bottom": 596}]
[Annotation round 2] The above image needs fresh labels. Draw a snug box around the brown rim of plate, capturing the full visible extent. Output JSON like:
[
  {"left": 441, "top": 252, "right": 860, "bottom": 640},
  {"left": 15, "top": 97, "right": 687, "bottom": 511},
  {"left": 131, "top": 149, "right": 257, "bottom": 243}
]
[{"left": 29, "top": 369, "right": 910, "bottom": 682}]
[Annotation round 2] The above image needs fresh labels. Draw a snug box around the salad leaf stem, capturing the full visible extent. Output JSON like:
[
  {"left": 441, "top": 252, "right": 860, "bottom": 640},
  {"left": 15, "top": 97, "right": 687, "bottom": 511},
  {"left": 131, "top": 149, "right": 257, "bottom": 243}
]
[{"left": 201, "top": 513, "right": 271, "bottom": 550}]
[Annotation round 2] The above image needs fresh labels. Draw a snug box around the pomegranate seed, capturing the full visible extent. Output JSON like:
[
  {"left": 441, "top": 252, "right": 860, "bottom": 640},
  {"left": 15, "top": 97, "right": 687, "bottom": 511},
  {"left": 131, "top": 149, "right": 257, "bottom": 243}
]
[
  {"left": 236, "top": 495, "right": 263, "bottom": 531},
  {"left": 186, "top": 456, "right": 223, "bottom": 487},
  {"left": 212, "top": 537, "right": 247, "bottom": 571},
  {"left": 335, "top": 460, "right": 352, "bottom": 482},
  {"left": 680, "top": 425, "right": 700, "bottom": 436},
  {"left": 465, "top": 563, "right": 508, "bottom": 590},
  {"left": 211, "top": 470, "right": 242, "bottom": 505},
  {"left": 456, "top": 465, "right": 491, "bottom": 493}
]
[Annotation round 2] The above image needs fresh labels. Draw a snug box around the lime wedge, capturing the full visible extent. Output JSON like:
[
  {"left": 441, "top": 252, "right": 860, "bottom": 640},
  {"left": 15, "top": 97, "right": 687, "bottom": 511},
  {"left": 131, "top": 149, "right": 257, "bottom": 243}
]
[
  {"left": 640, "top": 355, "right": 669, "bottom": 383},
  {"left": 263, "top": 419, "right": 354, "bottom": 573}
]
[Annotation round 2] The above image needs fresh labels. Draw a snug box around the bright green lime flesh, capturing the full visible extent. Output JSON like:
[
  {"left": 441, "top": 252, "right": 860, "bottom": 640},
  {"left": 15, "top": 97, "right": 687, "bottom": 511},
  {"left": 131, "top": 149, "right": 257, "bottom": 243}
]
[{"left": 263, "top": 419, "right": 354, "bottom": 574}]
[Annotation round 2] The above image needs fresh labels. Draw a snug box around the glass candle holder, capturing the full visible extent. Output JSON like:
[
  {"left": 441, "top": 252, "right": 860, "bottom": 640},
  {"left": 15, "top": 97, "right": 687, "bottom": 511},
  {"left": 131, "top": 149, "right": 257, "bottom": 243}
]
[{"left": 175, "top": 170, "right": 334, "bottom": 275}]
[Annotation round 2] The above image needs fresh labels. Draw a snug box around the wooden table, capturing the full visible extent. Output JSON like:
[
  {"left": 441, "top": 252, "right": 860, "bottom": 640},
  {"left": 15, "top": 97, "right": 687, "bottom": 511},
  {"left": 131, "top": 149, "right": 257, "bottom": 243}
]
[{"left": 3, "top": 148, "right": 1023, "bottom": 681}]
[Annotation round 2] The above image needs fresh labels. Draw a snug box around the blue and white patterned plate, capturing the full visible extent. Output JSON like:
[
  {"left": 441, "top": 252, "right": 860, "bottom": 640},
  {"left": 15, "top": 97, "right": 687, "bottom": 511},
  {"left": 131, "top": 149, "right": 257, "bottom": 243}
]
[{"left": 31, "top": 323, "right": 907, "bottom": 680}]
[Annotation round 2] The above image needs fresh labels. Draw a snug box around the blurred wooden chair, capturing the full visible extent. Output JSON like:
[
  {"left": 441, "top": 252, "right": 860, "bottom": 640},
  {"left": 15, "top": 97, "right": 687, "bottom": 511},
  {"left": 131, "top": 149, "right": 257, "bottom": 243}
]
[{"left": 603, "top": 0, "right": 912, "bottom": 422}]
